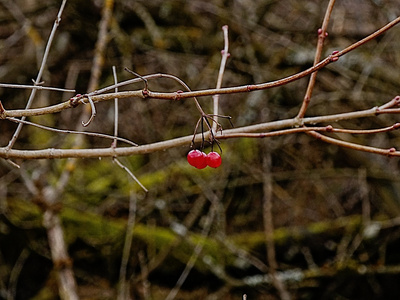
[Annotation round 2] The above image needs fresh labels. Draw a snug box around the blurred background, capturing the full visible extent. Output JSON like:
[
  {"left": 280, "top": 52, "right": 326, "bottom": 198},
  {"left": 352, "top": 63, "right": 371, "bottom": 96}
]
[{"left": 1, "top": 0, "right": 400, "bottom": 299}]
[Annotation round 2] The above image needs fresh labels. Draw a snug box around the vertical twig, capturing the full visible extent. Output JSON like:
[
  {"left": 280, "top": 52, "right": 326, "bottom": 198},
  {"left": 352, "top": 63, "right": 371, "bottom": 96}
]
[
  {"left": 117, "top": 192, "right": 137, "bottom": 300},
  {"left": 262, "top": 144, "right": 291, "bottom": 300},
  {"left": 137, "top": 251, "right": 151, "bottom": 299},
  {"left": 87, "top": 0, "right": 114, "bottom": 92},
  {"left": 296, "top": 0, "right": 336, "bottom": 119},
  {"left": 7, "top": 249, "right": 29, "bottom": 300},
  {"left": 359, "top": 168, "right": 371, "bottom": 225},
  {"left": 112, "top": 66, "right": 119, "bottom": 148},
  {"left": 212, "top": 25, "right": 230, "bottom": 133},
  {"left": 6, "top": 0, "right": 68, "bottom": 150},
  {"left": 133, "top": 195, "right": 209, "bottom": 285},
  {"left": 43, "top": 208, "right": 79, "bottom": 300},
  {"left": 4, "top": 1, "right": 80, "bottom": 299},
  {"left": 165, "top": 205, "right": 216, "bottom": 300}
]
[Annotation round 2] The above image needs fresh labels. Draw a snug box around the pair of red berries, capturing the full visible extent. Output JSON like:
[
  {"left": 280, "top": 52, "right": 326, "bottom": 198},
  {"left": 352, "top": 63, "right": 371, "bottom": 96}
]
[{"left": 187, "top": 150, "right": 222, "bottom": 169}]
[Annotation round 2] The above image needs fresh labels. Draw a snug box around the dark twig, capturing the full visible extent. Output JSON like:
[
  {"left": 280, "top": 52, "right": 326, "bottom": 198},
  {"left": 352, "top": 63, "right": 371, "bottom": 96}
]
[{"left": 124, "top": 67, "right": 148, "bottom": 91}]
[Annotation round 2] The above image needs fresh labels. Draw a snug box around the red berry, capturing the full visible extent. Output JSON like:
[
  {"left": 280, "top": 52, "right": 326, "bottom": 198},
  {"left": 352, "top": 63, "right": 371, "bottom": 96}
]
[
  {"left": 206, "top": 152, "right": 222, "bottom": 168},
  {"left": 187, "top": 150, "right": 207, "bottom": 169}
]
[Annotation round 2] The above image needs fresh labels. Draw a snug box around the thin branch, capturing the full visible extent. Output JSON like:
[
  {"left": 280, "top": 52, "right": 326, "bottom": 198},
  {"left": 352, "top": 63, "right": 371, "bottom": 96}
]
[
  {"left": 165, "top": 205, "right": 216, "bottom": 300},
  {"left": 0, "top": 83, "right": 75, "bottom": 92},
  {"left": 2, "top": 97, "right": 400, "bottom": 159},
  {"left": 81, "top": 95, "right": 96, "bottom": 127},
  {"left": 6, "top": 0, "right": 68, "bottom": 150},
  {"left": 112, "top": 66, "right": 119, "bottom": 148},
  {"left": 87, "top": 0, "right": 114, "bottom": 92},
  {"left": 113, "top": 158, "right": 148, "bottom": 192},
  {"left": 262, "top": 146, "right": 291, "bottom": 300},
  {"left": 7, "top": 117, "right": 138, "bottom": 146},
  {"left": 117, "top": 192, "right": 137, "bottom": 300},
  {"left": 306, "top": 130, "right": 398, "bottom": 156},
  {"left": 216, "top": 123, "right": 400, "bottom": 139},
  {"left": 336, "top": 15, "right": 400, "bottom": 58},
  {"left": 7, "top": 249, "right": 30, "bottom": 300},
  {"left": 0, "top": 14, "right": 399, "bottom": 159},
  {"left": 3, "top": 10, "right": 400, "bottom": 120},
  {"left": 212, "top": 25, "right": 230, "bottom": 133},
  {"left": 124, "top": 67, "right": 148, "bottom": 91},
  {"left": 297, "top": 0, "right": 336, "bottom": 119},
  {"left": 1, "top": 10, "right": 397, "bottom": 120}
]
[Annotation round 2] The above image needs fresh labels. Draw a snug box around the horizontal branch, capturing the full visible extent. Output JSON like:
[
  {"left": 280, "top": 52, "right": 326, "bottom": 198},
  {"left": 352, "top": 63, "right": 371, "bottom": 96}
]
[
  {"left": 1, "top": 15, "right": 399, "bottom": 120},
  {"left": 1, "top": 58, "right": 333, "bottom": 118},
  {"left": 306, "top": 130, "right": 398, "bottom": 156},
  {"left": 0, "top": 91, "right": 144, "bottom": 118},
  {"left": 0, "top": 83, "right": 75, "bottom": 92},
  {"left": 2, "top": 102, "right": 400, "bottom": 160}
]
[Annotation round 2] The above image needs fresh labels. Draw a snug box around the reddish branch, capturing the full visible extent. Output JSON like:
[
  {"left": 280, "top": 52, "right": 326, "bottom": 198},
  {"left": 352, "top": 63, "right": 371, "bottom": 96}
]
[
  {"left": 0, "top": 16, "right": 400, "bottom": 160},
  {"left": 2, "top": 15, "right": 399, "bottom": 119}
]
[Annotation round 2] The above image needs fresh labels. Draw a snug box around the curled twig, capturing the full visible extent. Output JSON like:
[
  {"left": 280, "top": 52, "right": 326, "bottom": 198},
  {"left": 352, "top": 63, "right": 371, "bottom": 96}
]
[{"left": 81, "top": 95, "right": 96, "bottom": 127}]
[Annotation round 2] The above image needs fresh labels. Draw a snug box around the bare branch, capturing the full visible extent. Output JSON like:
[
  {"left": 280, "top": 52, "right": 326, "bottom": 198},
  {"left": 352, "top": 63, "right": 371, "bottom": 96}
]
[
  {"left": 0, "top": 83, "right": 75, "bottom": 93},
  {"left": 306, "top": 130, "right": 398, "bottom": 156},
  {"left": 212, "top": 25, "right": 230, "bottom": 133},
  {"left": 2, "top": 96, "right": 400, "bottom": 160},
  {"left": 7, "top": 117, "right": 138, "bottom": 146},
  {"left": 113, "top": 158, "right": 148, "bottom": 192},
  {"left": 112, "top": 66, "right": 119, "bottom": 148},
  {"left": 81, "top": 95, "right": 96, "bottom": 127},
  {"left": 5, "top": 0, "right": 68, "bottom": 150},
  {"left": 297, "top": 0, "right": 336, "bottom": 119}
]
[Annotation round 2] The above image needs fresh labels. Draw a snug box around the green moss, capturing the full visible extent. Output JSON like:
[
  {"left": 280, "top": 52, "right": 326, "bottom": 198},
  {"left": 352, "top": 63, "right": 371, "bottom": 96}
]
[
  {"left": 232, "top": 215, "right": 364, "bottom": 251},
  {"left": 61, "top": 208, "right": 125, "bottom": 246}
]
